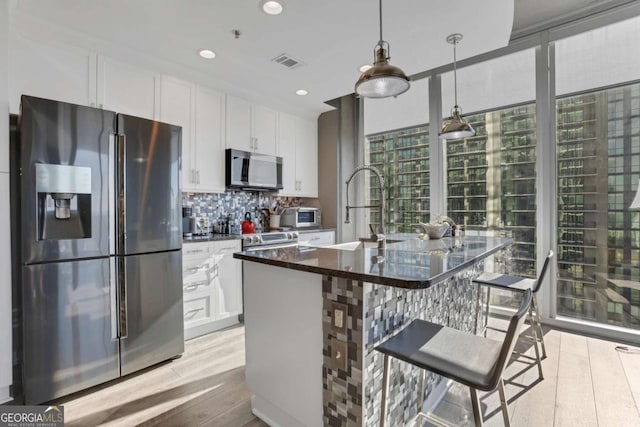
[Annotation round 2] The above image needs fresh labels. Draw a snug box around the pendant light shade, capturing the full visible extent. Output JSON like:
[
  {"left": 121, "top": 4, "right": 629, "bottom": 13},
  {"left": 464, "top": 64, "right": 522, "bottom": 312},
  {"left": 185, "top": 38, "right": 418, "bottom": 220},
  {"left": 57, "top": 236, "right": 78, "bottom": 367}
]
[
  {"left": 440, "top": 33, "right": 475, "bottom": 140},
  {"left": 440, "top": 105, "right": 475, "bottom": 139},
  {"left": 355, "top": 0, "right": 410, "bottom": 98}
]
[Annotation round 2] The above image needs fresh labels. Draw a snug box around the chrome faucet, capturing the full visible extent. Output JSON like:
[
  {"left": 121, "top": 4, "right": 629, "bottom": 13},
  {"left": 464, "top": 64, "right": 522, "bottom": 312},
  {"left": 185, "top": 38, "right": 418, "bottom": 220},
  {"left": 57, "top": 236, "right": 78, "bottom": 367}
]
[{"left": 345, "top": 165, "right": 386, "bottom": 249}]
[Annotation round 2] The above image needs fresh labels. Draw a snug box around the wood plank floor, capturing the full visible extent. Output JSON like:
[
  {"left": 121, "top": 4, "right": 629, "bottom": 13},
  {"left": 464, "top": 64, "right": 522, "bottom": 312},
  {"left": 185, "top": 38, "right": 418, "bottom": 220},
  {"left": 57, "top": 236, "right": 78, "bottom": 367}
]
[{"left": 54, "top": 322, "right": 640, "bottom": 426}]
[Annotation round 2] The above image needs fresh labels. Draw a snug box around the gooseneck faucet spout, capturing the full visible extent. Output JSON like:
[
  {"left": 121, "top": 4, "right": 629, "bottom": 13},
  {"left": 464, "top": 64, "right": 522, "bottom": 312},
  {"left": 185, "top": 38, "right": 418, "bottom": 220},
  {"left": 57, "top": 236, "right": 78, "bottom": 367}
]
[{"left": 345, "top": 165, "right": 386, "bottom": 248}]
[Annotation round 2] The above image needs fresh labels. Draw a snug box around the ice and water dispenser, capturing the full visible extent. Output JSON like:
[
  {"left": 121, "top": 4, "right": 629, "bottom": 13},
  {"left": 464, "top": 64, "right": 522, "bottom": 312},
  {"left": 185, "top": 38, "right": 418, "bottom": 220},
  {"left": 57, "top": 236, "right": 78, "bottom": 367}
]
[{"left": 35, "top": 163, "right": 92, "bottom": 240}]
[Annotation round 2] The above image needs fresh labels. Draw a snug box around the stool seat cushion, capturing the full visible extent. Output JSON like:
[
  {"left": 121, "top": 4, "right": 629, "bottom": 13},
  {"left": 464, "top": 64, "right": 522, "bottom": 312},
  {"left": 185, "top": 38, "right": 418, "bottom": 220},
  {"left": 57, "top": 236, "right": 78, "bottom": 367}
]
[
  {"left": 375, "top": 320, "right": 503, "bottom": 391},
  {"left": 473, "top": 272, "right": 536, "bottom": 292}
]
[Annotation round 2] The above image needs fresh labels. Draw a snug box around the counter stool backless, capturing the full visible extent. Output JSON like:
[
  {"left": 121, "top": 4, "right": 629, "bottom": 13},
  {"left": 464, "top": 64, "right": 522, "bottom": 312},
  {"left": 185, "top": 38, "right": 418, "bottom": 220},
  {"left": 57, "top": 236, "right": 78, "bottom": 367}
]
[{"left": 375, "top": 289, "right": 532, "bottom": 427}]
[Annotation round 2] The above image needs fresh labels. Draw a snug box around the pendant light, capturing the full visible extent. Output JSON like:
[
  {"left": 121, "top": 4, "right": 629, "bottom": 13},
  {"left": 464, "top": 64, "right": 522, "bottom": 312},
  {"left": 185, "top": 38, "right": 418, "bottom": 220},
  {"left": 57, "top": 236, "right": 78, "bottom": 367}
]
[
  {"left": 440, "top": 33, "right": 475, "bottom": 140},
  {"left": 355, "top": 0, "right": 410, "bottom": 98}
]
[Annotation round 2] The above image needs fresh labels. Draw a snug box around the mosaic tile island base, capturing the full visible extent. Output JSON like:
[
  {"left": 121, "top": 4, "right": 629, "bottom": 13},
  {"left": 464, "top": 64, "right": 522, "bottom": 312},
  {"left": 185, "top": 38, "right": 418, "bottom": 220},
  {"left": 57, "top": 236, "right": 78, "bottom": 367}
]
[{"left": 237, "top": 236, "right": 512, "bottom": 426}]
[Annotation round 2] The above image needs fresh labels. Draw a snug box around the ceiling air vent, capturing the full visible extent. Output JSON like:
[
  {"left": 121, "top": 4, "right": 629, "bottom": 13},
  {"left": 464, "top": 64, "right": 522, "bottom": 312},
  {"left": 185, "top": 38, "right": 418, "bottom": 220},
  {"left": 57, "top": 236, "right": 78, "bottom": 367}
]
[{"left": 271, "top": 53, "right": 305, "bottom": 70}]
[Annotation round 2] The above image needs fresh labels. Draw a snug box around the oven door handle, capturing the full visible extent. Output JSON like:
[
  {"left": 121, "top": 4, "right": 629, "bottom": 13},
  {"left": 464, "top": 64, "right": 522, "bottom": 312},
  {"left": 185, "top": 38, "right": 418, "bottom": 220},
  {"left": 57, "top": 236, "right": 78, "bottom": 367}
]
[{"left": 244, "top": 242, "right": 299, "bottom": 251}]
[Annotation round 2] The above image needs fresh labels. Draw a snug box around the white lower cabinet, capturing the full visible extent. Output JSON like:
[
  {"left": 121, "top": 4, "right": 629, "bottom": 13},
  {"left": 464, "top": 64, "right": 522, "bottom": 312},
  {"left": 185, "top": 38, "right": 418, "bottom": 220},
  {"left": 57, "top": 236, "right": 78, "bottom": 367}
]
[
  {"left": 182, "top": 240, "right": 242, "bottom": 340},
  {"left": 298, "top": 230, "right": 335, "bottom": 247}
]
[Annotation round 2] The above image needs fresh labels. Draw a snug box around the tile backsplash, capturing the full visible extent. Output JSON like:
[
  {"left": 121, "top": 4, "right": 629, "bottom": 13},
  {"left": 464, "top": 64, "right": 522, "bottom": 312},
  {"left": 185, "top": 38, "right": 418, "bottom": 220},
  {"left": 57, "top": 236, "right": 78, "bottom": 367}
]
[{"left": 182, "top": 190, "right": 319, "bottom": 233}]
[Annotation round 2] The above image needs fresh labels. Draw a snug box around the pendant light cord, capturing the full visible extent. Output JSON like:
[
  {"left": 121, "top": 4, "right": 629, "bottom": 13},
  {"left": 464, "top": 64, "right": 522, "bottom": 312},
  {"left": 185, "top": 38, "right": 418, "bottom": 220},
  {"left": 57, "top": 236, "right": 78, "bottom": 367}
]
[
  {"left": 379, "top": 0, "right": 383, "bottom": 42},
  {"left": 453, "top": 39, "right": 458, "bottom": 107}
]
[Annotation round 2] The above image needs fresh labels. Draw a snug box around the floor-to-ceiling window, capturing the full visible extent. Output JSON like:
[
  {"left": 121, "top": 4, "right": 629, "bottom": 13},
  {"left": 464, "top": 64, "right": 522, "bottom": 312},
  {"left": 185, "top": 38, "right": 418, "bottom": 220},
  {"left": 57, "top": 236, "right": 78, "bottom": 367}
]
[
  {"left": 362, "top": 6, "right": 640, "bottom": 341},
  {"left": 555, "top": 15, "right": 640, "bottom": 331},
  {"left": 442, "top": 49, "right": 537, "bottom": 278},
  {"left": 366, "top": 126, "right": 430, "bottom": 233}
]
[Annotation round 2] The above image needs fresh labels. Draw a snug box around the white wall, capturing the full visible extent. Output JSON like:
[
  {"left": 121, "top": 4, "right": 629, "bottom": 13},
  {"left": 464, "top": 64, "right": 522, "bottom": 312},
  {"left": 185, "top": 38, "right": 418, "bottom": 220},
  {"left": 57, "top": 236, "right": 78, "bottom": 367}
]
[{"left": 0, "top": 0, "right": 13, "bottom": 404}]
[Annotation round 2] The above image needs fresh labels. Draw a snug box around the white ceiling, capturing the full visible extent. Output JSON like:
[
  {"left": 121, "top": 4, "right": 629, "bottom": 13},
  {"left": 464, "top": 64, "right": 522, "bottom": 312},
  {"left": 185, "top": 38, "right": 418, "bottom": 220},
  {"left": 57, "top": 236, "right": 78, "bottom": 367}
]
[{"left": 10, "top": 0, "right": 630, "bottom": 119}]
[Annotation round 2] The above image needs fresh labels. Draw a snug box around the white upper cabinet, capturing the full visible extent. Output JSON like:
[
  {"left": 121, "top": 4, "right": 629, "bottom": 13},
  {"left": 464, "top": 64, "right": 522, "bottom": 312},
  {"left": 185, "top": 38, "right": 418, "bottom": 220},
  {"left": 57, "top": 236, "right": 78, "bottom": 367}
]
[
  {"left": 161, "top": 78, "right": 226, "bottom": 193},
  {"left": 278, "top": 112, "right": 297, "bottom": 194},
  {"left": 9, "top": 34, "right": 96, "bottom": 113},
  {"left": 97, "top": 55, "right": 158, "bottom": 120},
  {"left": 252, "top": 104, "right": 277, "bottom": 155},
  {"left": 278, "top": 113, "right": 318, "bottom": 198},
  {"left": 194, "top": 86, "right": 225, "bottom": 193},
  {"left": 160, "top": 76, "right": 194, "bottom": 190},
  {"left": 225, "top": 95, "right": 277, "bottom": 155},
  {"left": 295, "top": 118, "right": 318, "bottom": 198}
]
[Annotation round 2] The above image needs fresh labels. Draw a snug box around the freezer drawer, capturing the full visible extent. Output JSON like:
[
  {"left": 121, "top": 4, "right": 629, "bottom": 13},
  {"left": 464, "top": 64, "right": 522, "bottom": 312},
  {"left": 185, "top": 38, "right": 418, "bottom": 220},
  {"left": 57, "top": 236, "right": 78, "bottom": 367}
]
[
  {"left": 22, "top": 258, "right": 120, "bottom": 404},
  {"left": 119, "top": 250, "right": 184, "bottom": 376}
]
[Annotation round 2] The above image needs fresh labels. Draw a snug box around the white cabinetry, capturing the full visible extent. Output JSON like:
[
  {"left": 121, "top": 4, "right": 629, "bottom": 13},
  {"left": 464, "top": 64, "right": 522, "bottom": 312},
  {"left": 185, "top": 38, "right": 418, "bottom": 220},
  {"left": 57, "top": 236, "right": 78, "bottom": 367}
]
[
  {"left": 298, "top": 230, "right": 335, "bottom": 247},
  {"left": 8, "top": 38, "right": 159, "bottom": 121},
  {"left": 161, "top": 79, "right": 226, "bottom": 193},
  {"left": 9, "top": 35, "right": 96, "bottom": 113},
  {"left": 226, "top": 95, "right": 277, "bottom": 155},
  {"left": 212, "top": 240, "right": 243, "bottom": 319},
  {"left": 160, "top": 76, "right": 194, "bottom": 190},
  {"left": 278, "top": 113, "right": 318, "bottom": 197},
  {"left": 194, "top": 87, "right": 226, "bottom": 193},
  {"left": 97, "top": 56, "right": 158, "bottom": 120},
  {"left": 182, "top": 240, "right": 242, "bottom": 340}
]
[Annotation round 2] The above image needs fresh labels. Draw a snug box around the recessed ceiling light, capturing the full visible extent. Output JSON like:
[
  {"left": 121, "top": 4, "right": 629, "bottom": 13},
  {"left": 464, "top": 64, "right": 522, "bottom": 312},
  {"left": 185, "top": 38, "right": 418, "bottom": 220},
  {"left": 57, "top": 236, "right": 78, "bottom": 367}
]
[
  {"left": 296, "top": 89, "right": 308, "bottom": 96},
  {"left": 359, "top": 64, "right": 373, "bottom": 73},
  {"left": 260, "top": 0, "right": 283, "bottom": 15},
  {"left": 199, "top": 49, "right": 216, "bottom": 59}
]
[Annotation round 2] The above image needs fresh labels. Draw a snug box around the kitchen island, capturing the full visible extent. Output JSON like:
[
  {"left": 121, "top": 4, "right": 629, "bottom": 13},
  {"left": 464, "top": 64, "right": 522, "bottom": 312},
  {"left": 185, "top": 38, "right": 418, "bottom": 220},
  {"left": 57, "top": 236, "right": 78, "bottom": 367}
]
[{"left": 234, "top": 235, "right": 511, "bottom": 427}]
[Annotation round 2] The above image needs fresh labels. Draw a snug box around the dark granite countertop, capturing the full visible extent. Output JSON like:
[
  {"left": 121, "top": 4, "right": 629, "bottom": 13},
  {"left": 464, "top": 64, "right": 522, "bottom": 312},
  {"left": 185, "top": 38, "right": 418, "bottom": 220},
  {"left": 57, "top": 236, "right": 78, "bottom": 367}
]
[
  {"left": 183, "top": 234, "right": 242, "bottom": 244},
  {"left": 234, "top": 235, "right": 512, "bottom": 289}
]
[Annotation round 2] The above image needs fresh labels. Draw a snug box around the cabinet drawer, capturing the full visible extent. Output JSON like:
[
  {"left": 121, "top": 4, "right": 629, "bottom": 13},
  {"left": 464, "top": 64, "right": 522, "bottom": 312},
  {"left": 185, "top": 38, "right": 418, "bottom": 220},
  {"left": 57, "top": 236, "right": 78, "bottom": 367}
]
[
  {"left": 183, "top": 278, "right": 212, "bottom": 298},
  {"left": 183, "top": 242, "right": 212, "bottom": 257},
  {"left": 212, "top": 240, "right": 241, "bottom": 254},
  {"left": 299, "top": 231, "right": 335, "bottom": 247},
  {"left": 183, "top": 296, "right": 213, "bottom": 326}
]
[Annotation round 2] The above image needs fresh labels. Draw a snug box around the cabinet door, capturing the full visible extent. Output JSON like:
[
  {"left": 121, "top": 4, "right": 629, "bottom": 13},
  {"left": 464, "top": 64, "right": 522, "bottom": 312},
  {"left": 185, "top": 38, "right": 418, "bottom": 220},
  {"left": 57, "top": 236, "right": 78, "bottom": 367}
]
[
  {"left": 97, "top": 56, "right": 157, "bottom": 120},
  {"left": 212, "top": 241, "right": 242, "bottom": 320},
  {"left": 252, "top": 104, "right": 277, "bottom": 155},
  {"left": 225, "top": 95, "right": 252, "bottom": 152},
  {"left": 295, "top": 118, "right": 318, "bottom": 197},
  {"left": 277, "top": 112, "right": 297, "bottom": 195},
  {"left": 9, "top": 34, "right": 96, "bottom": 113},
  {"left": 195, "top": 86, "right": 226, "bottom": 193},
  {"left": 160, "top": 76, "right": 194, "bottom": 191}
]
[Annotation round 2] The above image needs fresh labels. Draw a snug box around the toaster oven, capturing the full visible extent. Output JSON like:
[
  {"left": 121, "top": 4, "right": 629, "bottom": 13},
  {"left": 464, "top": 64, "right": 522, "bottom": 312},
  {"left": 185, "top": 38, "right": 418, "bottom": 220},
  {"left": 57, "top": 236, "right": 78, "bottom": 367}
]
[{"left": 280, "top": 207, "right": 321, "bottom": 229}]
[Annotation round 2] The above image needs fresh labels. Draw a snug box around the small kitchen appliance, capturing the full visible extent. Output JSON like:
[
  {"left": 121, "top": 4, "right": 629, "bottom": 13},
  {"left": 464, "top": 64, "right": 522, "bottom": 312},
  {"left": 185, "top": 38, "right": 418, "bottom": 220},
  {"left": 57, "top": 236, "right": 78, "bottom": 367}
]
[
  {"left": 280, "top": 207, "right": 322, "bottom": 229},
  {"left": 242, "top": 212, "right": 256, "bottom": 234}
]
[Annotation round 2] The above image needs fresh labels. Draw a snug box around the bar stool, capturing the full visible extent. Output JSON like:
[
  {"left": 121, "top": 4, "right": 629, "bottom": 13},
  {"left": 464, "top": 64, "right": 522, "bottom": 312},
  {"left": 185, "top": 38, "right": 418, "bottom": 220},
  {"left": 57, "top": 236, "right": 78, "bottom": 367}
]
[
  {"left": 473, "top": 250, "right": 553, "bottom": 380},
  {"left": 375, "top": 289, "right": 532, "bottom": 427}
]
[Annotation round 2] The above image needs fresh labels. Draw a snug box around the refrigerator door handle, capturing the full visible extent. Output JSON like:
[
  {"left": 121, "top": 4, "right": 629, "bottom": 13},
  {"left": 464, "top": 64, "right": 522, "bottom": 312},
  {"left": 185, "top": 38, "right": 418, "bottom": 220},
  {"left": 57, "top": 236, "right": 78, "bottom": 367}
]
[
  {"left": 109, "top": 134, "right": 116, "bottom": 255},
  {"left": 116, "top": 134, "right": 127, "bottom": 254},
  {"left": 109, "top": 257, "right": 118, "bottom": 341},
  {"left": 118, "top": 257, "right": 128, "bottom": 338}
]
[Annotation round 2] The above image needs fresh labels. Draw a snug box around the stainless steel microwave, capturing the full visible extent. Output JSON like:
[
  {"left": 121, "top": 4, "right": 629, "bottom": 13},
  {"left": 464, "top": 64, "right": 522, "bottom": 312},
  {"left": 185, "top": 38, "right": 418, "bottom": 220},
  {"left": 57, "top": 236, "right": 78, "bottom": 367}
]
[
  {"left": 281, "top": 207, "right": 322, "bottom": 229},
  {"left": 225, "top": 149, "right": 283, "bottom": 191}
]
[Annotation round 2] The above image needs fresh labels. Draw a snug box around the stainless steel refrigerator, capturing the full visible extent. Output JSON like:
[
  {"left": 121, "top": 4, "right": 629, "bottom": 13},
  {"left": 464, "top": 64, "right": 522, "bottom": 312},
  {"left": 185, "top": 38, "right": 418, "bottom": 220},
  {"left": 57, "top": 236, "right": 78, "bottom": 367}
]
[{"left": 14, "top": 95, "right": 184, "bottom": 404}]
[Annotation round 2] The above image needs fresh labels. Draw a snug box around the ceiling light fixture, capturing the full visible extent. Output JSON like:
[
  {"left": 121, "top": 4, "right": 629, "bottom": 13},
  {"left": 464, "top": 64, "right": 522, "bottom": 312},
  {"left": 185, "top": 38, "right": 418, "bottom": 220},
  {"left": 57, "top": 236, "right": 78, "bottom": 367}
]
[
  {"left": 440, "top": 33, "right": 475, "bottom": 140},
  {"left": 359, "top": 65, "right": 373, "bottom": 73},
  {"left": 354, "top": 0, "right": 410, "bottom": 98},
  {"left": 295, "top": 89, "right": 308, "bottom": 96},
  {"left": 260, "top": 0, "right": 284, "bottom": 15},
  {"left": 199, "top": 49, "right": 216, "bottom": 59}
]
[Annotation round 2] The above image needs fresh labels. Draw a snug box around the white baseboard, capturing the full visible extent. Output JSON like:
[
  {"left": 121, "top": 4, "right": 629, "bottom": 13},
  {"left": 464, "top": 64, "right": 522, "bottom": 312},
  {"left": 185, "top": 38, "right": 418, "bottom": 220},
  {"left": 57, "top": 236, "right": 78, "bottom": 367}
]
[{"left": 251, "top": 394, "right": 312, "bottom": 427}]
